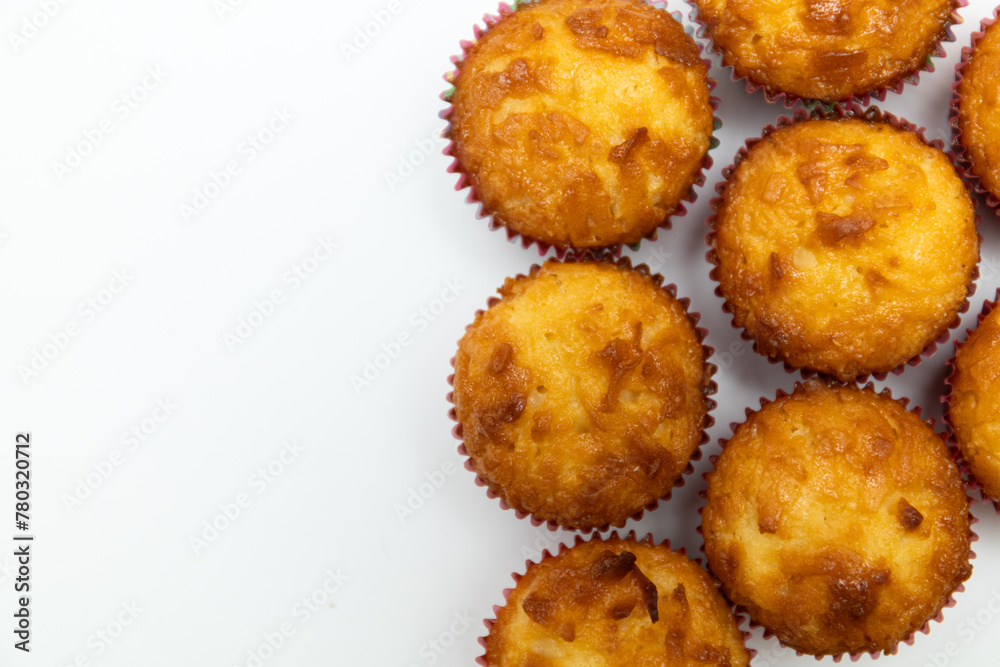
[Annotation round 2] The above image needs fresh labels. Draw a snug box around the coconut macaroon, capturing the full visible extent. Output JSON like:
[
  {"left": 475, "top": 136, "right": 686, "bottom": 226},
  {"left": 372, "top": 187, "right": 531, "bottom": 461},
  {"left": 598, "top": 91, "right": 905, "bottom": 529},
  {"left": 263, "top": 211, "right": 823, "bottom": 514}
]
[
  {"left": 452, "top": 260, "right": 712, "bottom": 531},
  {"left": 948, "top": 299, "right": 1000, "bottom": 505},
  {"left": 956, "top": 18, "right": 1000, "bottom": 202},
  {"left": 702, "top": 380, "right": 972, "bottom": 657},
  {"left": 485, "top": 535, "right": 751, "bottom": 666},
  {"left": 447, "top": 0, "right": 714, "bottom": 250},
  {"left": 710, "top": 114, "right": 978, "bottom": 381},
  {"left": 693, "top": 0, "right": 955, "bottom": 102}
]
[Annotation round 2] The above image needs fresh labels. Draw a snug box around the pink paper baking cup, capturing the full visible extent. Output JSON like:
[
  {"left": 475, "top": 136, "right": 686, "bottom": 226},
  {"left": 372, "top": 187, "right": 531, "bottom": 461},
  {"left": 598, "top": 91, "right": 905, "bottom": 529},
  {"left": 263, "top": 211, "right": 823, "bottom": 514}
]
[
  {"left": 439, "top": 1, "right": 722, "bottom": 258},
  {"left": 686, "top": 0, "right": 965, "bottom": 108},
  {"left": 943, "top": 287, "right": 1000, "bottom": 513},
  {"left": 705, "top": 103, "right": 981, "bottom": 383},
  {"left": 446, "top": 254, "right": 717, "bottom": 533},
  {"left": 475, "top": 530, "right": 756, "bottom": 666},
  {"left": 950, "top": 6, "right": 1000, "bottom": 212},
  {"left": 696, "top": 380, "right": 978, "bottom": 662}
]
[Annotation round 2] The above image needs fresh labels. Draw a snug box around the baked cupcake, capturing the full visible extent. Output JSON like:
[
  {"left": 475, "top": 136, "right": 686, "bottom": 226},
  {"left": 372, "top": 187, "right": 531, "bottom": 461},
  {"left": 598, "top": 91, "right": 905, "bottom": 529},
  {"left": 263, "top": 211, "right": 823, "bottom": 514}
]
[
  {"left": 954, "top": 13, "right": 1000, "bottom": 205},
  {"left": 451, "top": 259, "right": 713, "bottom": 531},
  {"left": 692, "top": 0, "right": 957, "bottom": 103},
  {"left": 702, "top": 379, "right": 973, "bottom": 657},
  {"left": 709, "top": 109, "right": 979, "bottom": 382},
  {"left": 484, "top": 533, "right": 751, "bottom": 665},
  {"left": 947, "top": 291, "right": 1000, "bottom": 507},
  {"left": 445, "top": 0, "right": 715, "bottom": 251}
]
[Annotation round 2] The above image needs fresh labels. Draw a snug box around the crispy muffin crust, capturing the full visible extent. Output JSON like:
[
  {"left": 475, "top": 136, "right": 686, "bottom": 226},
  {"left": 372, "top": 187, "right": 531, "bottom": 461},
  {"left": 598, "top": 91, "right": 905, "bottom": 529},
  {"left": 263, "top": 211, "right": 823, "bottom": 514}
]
[
  {"left": 703, "top": 380, "right": 972, "bottom": 656},
  {"left": 949, "top": 302, "right": 1000, "bottom": 503},
  {"left": 453, "top": 260, "right": 711, "bottom": 530},
  {"left": 486, "top": 535, "right": 750, "bottom": 666},
  {"left": 711, "top": 116, "right": 978, "bottom": 382},
  {"left": 694, "top": 0, "right": 955, "bottom": 102},
  {"left": 448, "top": 0, "right": 713, "bottom": 249},
  {"left": 957, "top": 19, "right": 1000, "bottom": 201}
]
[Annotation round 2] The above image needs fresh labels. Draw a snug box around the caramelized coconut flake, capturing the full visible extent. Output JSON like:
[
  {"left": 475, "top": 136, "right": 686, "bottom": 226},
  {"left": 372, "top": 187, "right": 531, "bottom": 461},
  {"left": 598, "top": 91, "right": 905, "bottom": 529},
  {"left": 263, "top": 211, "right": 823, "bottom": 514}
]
[
  {"left": 632, "top": 564, "right": 660, "bottom": 623},
  {"left": 522, "top": 592, "right": 556, "bottom": 624},
  {"left": 896, "top": 498, "right": 924, "bottom": 530},
  {"left": 815, "top": 211, "right": 876, "bottom": 247},
  {"left": 592, "top": 550, "right": 637, "bottom": 581}
]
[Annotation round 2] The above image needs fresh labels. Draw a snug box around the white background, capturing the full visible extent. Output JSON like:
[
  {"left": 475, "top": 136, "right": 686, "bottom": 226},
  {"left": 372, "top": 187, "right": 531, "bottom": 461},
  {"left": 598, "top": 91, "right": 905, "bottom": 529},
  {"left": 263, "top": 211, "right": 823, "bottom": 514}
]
[{"left": 0, "top": 0, "right": 998, "bottom": 665}]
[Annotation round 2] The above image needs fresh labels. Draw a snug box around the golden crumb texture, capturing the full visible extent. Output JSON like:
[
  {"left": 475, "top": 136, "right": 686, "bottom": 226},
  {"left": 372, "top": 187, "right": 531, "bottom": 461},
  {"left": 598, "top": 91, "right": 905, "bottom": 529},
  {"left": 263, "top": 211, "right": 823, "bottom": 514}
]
[
  {"left": 449, "top": 0, "right": 713, "bottom": 249},
  {"left": 694, "top": 0, "right": 954, "bottom": 101},
  {"left": 486, "top": 536, "right": 750, "bottom": 666},
  {"left": 712, "top": 117, "right": 978, "bottom": 381},
  {"left": 958, "top": 20, "right": 1000, "bottom": 200},
  {"left": 453, "top": 260, "right": 710, "bottom": 530},
  {"left": 703, "top": 380, "right": 972, "bottom": 656},
  {"left": 949, "top": 303, "right": 1000, "bottom": 503}
]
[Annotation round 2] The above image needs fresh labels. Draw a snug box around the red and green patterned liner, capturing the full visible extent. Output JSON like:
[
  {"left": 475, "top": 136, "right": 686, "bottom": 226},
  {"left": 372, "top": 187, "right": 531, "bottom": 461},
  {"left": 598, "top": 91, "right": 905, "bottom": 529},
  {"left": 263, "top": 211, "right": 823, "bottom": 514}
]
[
  {"left": 474, "top": 530, "right": 756, "bottom": 666},
  {"left": 950, "top": 5, "right": 1000, "bottom": 212},
  {"left": 439, "top": 1, "right": 722, "bottom": 259},
  {"left": 704, "top": 103, "right": 981, "bottom": 383},
  {"left": 943, "top": 287, "right": 1000, "bottom": 514},
  {"left": 686, "top": 0, "right": 966, "bottom": 110},
  {"left": 696, "top": 380, "right": 978, "bottom": 662},
  {"left": 446, "top": 254, "right": 718, "bottom": 533}
]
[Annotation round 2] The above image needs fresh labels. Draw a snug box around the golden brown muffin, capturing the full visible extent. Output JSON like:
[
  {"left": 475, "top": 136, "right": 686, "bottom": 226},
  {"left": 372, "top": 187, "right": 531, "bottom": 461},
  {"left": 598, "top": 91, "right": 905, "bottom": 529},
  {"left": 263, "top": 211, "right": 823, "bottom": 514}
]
[
  {"left": 485, "top": 534, "right": 751, "bottom": 666},
  {"left": 710, "top": 113, "right": 978, "bottom": 382},
  {"left": 702, "top": 380, "right": 972, "bottom": 657},
  {"left": 694, "top": 0, "right": 955, "bottom": 102},
  {"left": 956, "top": 18, "right": 1000, "bottom": 202},
  {"left": 447, "top": 0, "right": 714, "bottom": 250},
  {"left": 452, "top": 260, "right": 712, "bottom": 530},
  {"left": 948, "top": 296, "right": 1000, "bottom": 505}
]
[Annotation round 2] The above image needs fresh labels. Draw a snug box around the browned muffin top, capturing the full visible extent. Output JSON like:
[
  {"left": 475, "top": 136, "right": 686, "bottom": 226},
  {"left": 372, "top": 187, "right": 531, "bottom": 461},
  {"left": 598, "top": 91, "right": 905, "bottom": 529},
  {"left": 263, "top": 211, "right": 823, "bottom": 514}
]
[
  {"left": 703, "top": 380, "right": 972, "bottom": 656},
  {"left": 949, "top": 299, "right": 1000, "bottom": 503},
  {"left": 712, "top": 116, "right": 978, "bottom": 381},
  {"left": 449, "top": 0, "right": 713, "bottom": 249},
  {"left": 957, "top": 19, "right": 1000, "bottom": 201},
  {"left": 453, "top": 260, "right": 710, "bottom": 530},
  {"left": 486, "top": 535, "right": 750, "bottom": 666},
  {"left": 695, "top": 0, "right": 955, "bottom": 102}
]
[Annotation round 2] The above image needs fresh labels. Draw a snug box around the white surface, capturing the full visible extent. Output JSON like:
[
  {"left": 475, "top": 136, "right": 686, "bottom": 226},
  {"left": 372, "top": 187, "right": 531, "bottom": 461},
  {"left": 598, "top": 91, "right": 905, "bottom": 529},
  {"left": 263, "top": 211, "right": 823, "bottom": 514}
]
[{"left": 1, "top": 0, "right": 998, "bottom": 665}]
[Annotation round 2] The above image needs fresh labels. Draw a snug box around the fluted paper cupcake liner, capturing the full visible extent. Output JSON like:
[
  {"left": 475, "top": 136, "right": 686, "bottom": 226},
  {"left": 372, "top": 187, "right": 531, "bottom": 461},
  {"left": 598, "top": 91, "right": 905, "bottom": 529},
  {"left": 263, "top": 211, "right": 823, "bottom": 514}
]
[
  {"left": 695, "top": 380, "right": 978, "bottom": 662},
  {"left": 704, "top": 103, "right": 981, "bottom": 383},
  {"left": 446, "top": 254, "right": 717, "bottom": 533},
  {"left": 439, "top": 1, "right": 722, "bottom": 258}
]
